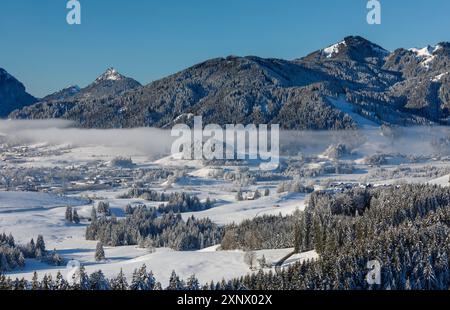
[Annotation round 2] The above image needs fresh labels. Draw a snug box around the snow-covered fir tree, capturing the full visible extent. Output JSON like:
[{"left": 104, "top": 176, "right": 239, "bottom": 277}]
[{"left": 95, "top": 242, "right": 106, "bottom": 261}]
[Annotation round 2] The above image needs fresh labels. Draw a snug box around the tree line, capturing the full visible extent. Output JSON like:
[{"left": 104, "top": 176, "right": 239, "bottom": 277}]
[
  {"left": 0, "top": 264, "right": 244, "bottom": 290},
  {"left": 85, "top": 205, "right": 223, "bottom": 250},
  {"left": 1, "top": 234, "right": 63, "bottom": 272}
]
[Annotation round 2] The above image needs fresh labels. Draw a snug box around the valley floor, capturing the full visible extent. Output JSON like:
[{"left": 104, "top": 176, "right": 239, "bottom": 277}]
[{"left": 1, "top": 121, "right": 450, "bottom": 286}]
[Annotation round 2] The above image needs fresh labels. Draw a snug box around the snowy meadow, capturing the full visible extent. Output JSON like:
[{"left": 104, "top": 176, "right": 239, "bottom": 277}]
[{"left": 1, "top": 120, "right": 450, "bottom": 289}]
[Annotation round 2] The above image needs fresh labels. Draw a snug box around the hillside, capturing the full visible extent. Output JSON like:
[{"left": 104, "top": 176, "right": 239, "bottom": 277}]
[{"left": 0, "top": 68, "right": 37, "bottom": 117}]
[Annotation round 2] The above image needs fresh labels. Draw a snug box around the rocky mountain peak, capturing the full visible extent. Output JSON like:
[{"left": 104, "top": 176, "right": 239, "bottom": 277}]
[
  {"left": 307, "top": 36, "right": 389, "bottom": 64},
  {"left": 94, "top": 67, "right": 125, "bottom": 83},
  {"left": 409, "top": 45, "right": 441, "bottom": 58}
]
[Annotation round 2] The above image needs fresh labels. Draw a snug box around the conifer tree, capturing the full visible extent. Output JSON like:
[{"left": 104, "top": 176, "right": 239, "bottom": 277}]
[
  {"left": 95, "top": 242, "right": 106, "bottom": 261},
  {"left": 186, "top": 274, "right": 200, "bottom": 290},
  {"left": 36, "top": 235, "right": 46, "bottom": 255},
  {"left": 73, "top": 209, "right": 80, "bottom": 224},
  {"left": 167, "top": 270, "right": 183, "bottom": 290},
  {"left": 65, "top": 206, "right": 73, "bottom": 223},
  {"left": 89, "top": 270, "right": 110, "bottom": 290},
  {"left": 41, "top": 274, "right": 52, "bottom": 290},
  {"left": 91, "top": 206, "right": 98, "bottom": 223},
  {"left": 130, "top": 268, "right": 142, "bottom": 290},
  {"left": 78, "top": 266, "right": 90, "bottom": 290},
  {"left": 146, "top": 270, "right": 156, "bottom": 290},
  {"left": 18, "top": 252, "right": 25, "bottom": 268},
  {"left": 31, "top": 272, "right": 40, "bottom": 290},
  {"left": 55, "top": 271, "right": 68, "bottom": 290},
  {"left": 110, "top": 268, "right": 128, "bottom": 290}
]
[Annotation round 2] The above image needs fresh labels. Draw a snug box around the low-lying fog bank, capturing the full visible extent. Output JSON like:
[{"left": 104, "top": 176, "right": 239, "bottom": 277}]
[{"left": 1, "top": 120, "right": 450, "bottom": 158}]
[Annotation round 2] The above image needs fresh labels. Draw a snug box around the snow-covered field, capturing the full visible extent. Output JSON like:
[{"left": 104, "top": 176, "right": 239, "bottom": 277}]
[
  {"left": 6, "top": 245, "right": 317, "bottom": 287},
  {"left": 0, "top": 138, "right": 314, "bottom": 285},
  {"left": 181, "top": 193, "right": 306, "bottom": 225},
  {"left": 0, "top": 191, "right": 86, "bottom": 213},
  {"left": 1, "top": 120, "right": 450, "bottom": 286}
]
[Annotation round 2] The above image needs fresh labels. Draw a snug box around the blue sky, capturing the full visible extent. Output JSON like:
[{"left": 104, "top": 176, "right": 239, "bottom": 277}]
[{"left": 0, "top": 0, "right": 449, "bottom": 97}]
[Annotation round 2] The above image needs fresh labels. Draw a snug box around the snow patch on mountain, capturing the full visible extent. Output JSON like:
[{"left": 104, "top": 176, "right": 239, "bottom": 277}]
[
  {"left": 64, "top": 85, "right": 81, "bottom": 92},
  {"left": 174, "top": 113, "right": 195, "bottom": 122},
  {"left": 432, "top": 72, "right": 448, "bottom": 82},
  {"left": 95, "top": 68, "right": 124, "bottom": 83},
  {"left": 322, "top": 41, "right": 347, "bottom": 58},
  {"left": 327, "top": 97, "right": 379, "bottom": 129},
  {"left": 322, "top": 37, "right": 389, "bottom": 59},
  {"left": 409, "top": 45, "right": 442, "bottom": 68}
]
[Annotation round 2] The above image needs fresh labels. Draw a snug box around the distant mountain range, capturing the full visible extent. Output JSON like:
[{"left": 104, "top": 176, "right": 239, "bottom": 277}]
[{"left": 4, "top": 36, "right": 450, "bottom": 129}]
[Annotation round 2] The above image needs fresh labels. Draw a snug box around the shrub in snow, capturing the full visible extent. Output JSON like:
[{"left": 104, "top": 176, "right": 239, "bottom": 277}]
[
  {"left": 364, "top": 154, "right": 388, "bottom": 166},
  {"left": 244, "top": 251, "right": 257, "bottom": 270},
  {"left": 109, "top": 157, "right": 135, "bottom": 168},
  {"left": 277, "top": 180, "right": 314, "bottom": 194},
  {"left": 323, "top": 144, "right": 350, "bottom": 159}
]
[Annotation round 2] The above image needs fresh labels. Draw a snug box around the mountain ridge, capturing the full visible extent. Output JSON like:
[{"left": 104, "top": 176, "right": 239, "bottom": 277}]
[{"left": 8, "top": 36, "right": 450, "bottom": 129}]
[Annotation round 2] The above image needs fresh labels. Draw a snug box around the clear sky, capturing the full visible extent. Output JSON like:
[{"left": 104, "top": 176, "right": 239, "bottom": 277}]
[{"left": 1, "top": 0, "right": 449, "bottom": 97}]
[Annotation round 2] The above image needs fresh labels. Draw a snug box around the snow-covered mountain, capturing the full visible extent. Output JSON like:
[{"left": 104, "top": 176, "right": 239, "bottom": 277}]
[
  {"left": 40, "top": 68, "right": 141, "bottom": 104},
  {"left": 75, "top": 67, "right": 141, "bottom": 100},
  {"left": 309, "top": 36, "right": 390, "bottom": 64},
  {"left": 8, "top": 36, "right": 450, "bottom": 129}
]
